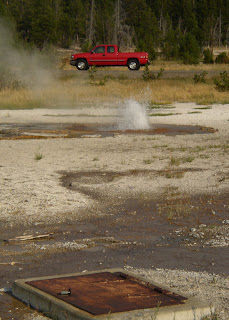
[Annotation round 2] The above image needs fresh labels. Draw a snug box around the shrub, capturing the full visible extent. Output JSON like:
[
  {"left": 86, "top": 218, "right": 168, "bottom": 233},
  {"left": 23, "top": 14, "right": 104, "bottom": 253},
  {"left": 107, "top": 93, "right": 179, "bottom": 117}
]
[
  {"left": 203, "top": 49, "right": 214, "bottom": 64},
  {"left": 142, "top": 64, "right": 164, "bottom": 81},
  {"left": 215, "top": 52, "right": 229, "bottom": 64},
  {"left": 88, "top": 64, "right": 97, "bottom": 84},
  {"left": 193, "top": 71, "right": 208, "bottom": 83},
  {"left": 88, "top": 65, "right": 109, "bottom": 86},
  {"left": 214, "top": 71, "right": 229, "bottom": 92}
]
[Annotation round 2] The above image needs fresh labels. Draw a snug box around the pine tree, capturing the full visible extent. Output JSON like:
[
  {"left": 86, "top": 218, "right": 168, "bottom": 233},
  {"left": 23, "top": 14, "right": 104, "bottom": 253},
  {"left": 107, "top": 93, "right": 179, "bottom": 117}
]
[
  {"left": 30, "top": 0, "right": 56, "bottom": 49},
  {"left": 180, "top": 32, "right": 201, "bottom": 64}
]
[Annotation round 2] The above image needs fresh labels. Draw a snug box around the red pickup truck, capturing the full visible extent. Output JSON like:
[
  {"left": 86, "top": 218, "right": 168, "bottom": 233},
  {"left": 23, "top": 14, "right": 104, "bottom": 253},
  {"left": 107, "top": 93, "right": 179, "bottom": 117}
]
[{"left": 70, "top": 45, "right": 149, "bottom": 71}]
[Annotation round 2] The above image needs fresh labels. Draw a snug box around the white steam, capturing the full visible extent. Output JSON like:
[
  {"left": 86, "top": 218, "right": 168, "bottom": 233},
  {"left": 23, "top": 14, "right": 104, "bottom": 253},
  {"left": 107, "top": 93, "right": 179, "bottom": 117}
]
[
  {"left": 0, "top": 18, "right": 54, "bottom": 90},
  {"left": 116, "top": 98, "right": 150, "bottom": 131}
]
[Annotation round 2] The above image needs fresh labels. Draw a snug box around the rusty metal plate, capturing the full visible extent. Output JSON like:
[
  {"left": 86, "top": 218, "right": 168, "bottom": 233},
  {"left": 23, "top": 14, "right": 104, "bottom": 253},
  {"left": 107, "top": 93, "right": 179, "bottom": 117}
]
[{"left": 26, "top": 272, "right": 187, "bottom": 315}]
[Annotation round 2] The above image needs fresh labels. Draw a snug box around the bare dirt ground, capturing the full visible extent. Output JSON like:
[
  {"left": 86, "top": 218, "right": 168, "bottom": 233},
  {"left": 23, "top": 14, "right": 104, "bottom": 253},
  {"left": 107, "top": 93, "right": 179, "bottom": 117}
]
[{"left": 0, "top": 102, "right": 229, "bottom": 319}]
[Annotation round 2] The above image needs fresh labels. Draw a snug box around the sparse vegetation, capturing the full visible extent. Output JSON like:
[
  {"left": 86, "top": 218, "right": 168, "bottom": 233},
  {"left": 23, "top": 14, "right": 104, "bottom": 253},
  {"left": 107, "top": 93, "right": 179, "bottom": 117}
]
[
  {"left": 149, "top": 113, "right": 178, "bottom": 117},
  {"left": 193, "top": 71, "right": 208, "bottom": 83},
  {"left": 169, "top": 156, "right": 195, "bottom": 164},
  {"left": 194, "top": 106, "right": 212, "bottom": 109},
  {"left": 170, "top": 157, "right": 181, "bottom": 166},
  {"left": 34, "top": 152, "right": 43, "bottom": 161},
  {"left": 142, "top": 64, "right": 164, "bottom": 81},
  {"left": 165, "top": 171, "right": 184, "bottom": 179},
  {"left": 214, "top": 71, "right": 229, "bottom": 92},
  {"left": 143, "top": 159, "right": 153, "bottom": 164},
  {"left": 88, "top": 65, "right": 110, "bottom": 86}
]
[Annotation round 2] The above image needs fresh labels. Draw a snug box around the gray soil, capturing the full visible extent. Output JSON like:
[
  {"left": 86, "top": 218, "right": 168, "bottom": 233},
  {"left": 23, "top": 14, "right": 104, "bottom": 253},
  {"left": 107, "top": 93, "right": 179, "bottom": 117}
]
[{"left": 0, "top": 102, "right": 229, "bottom": 319}]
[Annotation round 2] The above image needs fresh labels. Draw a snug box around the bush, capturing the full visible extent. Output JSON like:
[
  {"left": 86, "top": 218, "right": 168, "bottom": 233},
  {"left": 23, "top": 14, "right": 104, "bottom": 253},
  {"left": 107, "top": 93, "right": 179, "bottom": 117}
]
[
  {"left": 194, "top": 71, "right": 208, "bottom": 83},
  {"left": 215, "top": 52, "right": 229, "bottom": 64},
  {"left": 142, "top": 64, "right": 164, "bottom": 81},
  {"left": 203, "top": 49, "right": 214, "bottom": 64},
  {"left": 214, "top": 71, "right": 229, "bottom": 92}
]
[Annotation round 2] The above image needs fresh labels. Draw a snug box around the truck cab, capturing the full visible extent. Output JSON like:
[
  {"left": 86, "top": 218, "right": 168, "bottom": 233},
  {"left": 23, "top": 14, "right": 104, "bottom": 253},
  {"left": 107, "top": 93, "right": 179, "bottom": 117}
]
[{"left": 89, "top": 45, "right": 118, "bottom": 66}]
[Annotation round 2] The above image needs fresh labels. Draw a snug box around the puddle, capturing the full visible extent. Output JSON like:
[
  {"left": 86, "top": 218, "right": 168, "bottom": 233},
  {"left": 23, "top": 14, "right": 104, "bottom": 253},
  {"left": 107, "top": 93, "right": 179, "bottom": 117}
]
[{"left": 0, "top": 122, "right": 217, "bottom": 140}]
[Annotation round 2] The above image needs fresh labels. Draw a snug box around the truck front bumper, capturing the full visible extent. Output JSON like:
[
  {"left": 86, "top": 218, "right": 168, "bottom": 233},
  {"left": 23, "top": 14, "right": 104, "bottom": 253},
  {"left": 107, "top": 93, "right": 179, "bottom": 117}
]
[{"left": 70, "top": 60, "right": 76, "bottom": 66}]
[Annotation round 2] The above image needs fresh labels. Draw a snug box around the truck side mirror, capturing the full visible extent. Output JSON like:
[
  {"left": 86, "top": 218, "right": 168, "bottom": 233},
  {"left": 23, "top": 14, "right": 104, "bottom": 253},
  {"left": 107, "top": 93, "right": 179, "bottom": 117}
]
[{"left": 91, "top": 51, "right": 95, "bottom": 54}]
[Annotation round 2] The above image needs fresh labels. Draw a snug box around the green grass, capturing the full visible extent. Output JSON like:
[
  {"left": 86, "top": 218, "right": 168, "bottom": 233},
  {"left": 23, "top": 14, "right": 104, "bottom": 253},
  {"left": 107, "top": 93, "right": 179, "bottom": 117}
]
[
  {"left": 143, "top": 159, "right": 153, "bottom": 164},
  {"left": 194, "top": 106, "right": 212, "bottom": 109},
  {"left": 188, "top": 111, "right": 202, "bottom": 114},
  {"left": 34, "top": 152, "right": 43, "bottom": 161},
  {"left": 165, "top": 171, "right": 184, "bottom": 179},
  {"left": 149, "top": 113, "right": 180, "bottom": 116},
  {"left": 170, "top": 156, "right": 195, "bottom": 166}
]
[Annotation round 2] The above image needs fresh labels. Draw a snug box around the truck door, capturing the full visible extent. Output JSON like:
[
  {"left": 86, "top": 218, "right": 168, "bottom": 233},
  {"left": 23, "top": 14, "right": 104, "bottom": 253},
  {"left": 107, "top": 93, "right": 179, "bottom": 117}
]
[
  {"left": 89, "top": 46, "right": 106, "bottom": 66},
  {"left": 89, "top": 46, "right": 117, "bottom": 66},
  {"left": 105, "top": 46, "right": 118, "bottom": 66}
]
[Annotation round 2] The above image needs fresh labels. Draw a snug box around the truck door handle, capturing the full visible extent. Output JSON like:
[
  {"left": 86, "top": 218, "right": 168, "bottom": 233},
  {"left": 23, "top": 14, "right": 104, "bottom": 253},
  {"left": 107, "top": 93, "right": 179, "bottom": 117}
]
[{"left": 103, "top": 54, "right": 105, "bottom": 56}]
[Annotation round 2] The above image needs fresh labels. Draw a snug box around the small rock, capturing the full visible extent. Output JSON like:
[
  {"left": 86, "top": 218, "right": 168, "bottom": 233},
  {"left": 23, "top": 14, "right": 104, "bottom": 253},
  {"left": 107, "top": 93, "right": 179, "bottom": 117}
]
[
  {"left": 199, "top": 224, "right": 206, "bottom": 228},
  {"left": 190, "top": 228, "right": 197, "bottom": 232},
  {"left": 222, "top": 220, "right": 229, "bottom": 225}
]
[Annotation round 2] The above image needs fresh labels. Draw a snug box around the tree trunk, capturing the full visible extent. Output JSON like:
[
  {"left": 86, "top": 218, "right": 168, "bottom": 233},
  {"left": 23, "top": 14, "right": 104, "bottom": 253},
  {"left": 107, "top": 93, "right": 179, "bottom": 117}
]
[
  {"left": 114, "top": 0, "right": 120, "bottom": 45},
  {"left": 88, "top": 0, "right": 95, "bottom": 45}
]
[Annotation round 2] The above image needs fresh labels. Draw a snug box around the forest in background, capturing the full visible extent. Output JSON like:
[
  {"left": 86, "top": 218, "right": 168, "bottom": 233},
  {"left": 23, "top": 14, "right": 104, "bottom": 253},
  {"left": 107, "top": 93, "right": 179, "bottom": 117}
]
[{"left": 0, "top": 0, "right": 229, "bottom": 63}]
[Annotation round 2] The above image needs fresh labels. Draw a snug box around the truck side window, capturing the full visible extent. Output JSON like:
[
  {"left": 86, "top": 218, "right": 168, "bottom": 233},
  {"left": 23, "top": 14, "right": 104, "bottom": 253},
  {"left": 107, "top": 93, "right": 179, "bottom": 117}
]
[
  {"left": 94, "top": 46, "right": 105, "bottom": 53},
  {"left": 107, "top": 46, "right": 115, "bottom": 53}
]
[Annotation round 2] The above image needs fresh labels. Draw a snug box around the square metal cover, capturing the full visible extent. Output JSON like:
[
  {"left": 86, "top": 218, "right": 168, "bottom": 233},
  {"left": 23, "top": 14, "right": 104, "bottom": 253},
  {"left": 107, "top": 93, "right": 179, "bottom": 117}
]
[{"left": 26, "top": 271, "right": 187, "bottom": 315}]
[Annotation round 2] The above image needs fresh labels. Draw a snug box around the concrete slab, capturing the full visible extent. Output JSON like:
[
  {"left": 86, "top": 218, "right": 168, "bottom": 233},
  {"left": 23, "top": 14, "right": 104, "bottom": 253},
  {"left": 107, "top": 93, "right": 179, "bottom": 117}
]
[{"left": 12, "top": 268, "right": 213, "bottom": 320}]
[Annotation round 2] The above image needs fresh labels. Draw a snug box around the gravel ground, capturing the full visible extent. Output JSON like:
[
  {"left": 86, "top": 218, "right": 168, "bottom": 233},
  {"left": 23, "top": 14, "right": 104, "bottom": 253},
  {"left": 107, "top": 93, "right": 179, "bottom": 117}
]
[{"left": 0, "top": 101, "right": 229, "bottom": 319}]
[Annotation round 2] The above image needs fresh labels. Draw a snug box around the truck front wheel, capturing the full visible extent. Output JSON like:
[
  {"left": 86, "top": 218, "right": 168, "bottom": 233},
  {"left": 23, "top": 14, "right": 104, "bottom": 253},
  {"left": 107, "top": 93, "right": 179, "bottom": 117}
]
[
  {"left": 76, "top": 59, "right": 89, "bottom": 70},
  {"left": 127, "top": 59, "right": 140, "bottom": 70}
]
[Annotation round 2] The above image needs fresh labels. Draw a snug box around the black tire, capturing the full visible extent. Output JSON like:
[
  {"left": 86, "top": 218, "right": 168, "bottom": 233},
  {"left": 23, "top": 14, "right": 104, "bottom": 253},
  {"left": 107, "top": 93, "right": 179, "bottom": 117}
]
[
  {"left": 76, "top": 59, "right": 89, "bottom": 70},
  {"left": 127, "top": 59, "right": 140, "bottom": 70}
]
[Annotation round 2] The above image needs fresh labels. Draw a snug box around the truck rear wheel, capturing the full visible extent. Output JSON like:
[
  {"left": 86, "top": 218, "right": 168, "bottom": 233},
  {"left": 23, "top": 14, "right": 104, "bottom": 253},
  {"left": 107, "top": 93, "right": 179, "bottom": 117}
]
[
  {"left": 127, "top": 59, "right": 140, "bottom": 70},
  {"left": 76, "top": 59, "right": 89, "bottom": 70}
]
